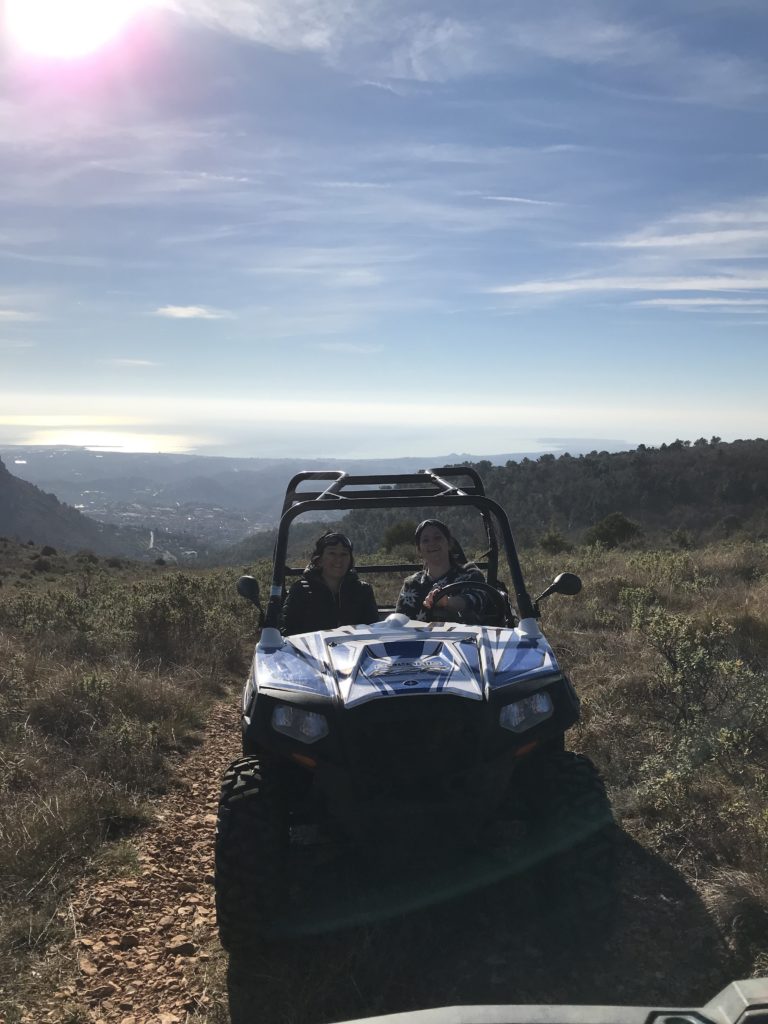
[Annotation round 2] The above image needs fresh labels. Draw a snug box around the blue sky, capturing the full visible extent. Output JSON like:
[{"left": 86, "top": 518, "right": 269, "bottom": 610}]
[{"left": 1, "top": 0, "right": 767, "bottom": 457}]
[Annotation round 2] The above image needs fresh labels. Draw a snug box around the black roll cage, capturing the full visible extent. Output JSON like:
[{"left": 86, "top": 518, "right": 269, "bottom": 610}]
[{"left": 263, "top": 467, "right": 536, "bottom": 630}]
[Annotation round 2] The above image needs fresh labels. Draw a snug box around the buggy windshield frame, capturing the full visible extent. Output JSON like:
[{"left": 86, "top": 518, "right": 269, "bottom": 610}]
[{"left": 263, "top": 467, "right": 535, "bottom": 629}]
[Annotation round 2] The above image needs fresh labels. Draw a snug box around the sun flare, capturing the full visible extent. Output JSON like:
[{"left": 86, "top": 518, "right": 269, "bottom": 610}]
[{"left": 6, "top": 0, "right": 147, "bottom": 59}]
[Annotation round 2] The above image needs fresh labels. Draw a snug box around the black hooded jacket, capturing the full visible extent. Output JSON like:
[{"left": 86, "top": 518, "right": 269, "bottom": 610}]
[{"left": 280, "top": 568, "right": 379, "bottom": 636}]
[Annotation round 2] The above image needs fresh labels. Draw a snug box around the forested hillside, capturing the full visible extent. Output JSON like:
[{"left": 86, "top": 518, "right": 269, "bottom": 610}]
[
  {"left": 0, "top": 455, "right": 125, "bottom": 555},
  {"left": 219, "top": 437, "right": 768, "bottom": 564},
  {"left": 483, "top": 436, "right": 766, "bottom": 539}
]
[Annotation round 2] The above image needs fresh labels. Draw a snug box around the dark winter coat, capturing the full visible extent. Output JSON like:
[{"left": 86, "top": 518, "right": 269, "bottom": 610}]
[{"left": 281, "top": 568, "right": 379, "bottom": 636}]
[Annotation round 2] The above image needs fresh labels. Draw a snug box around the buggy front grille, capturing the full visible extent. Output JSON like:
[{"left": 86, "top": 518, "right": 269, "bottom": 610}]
[{"left": 342, "top": 696, "right": 483, "bottom": 801}]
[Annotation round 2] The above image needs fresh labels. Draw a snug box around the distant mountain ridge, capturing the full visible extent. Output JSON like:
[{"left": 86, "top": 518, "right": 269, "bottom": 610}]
[
  {"left": 4, "top": 439, "right": 764, "bottom": 559},
  {"left": 0, "top": 442, "right": 635, "bottom": 524}
]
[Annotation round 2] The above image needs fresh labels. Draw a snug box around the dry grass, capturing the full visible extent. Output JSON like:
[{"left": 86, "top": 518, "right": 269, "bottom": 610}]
[
  {"left": 2, "top": 535, "right": 766, "bottom": 1003},
  {"left": 701, "top": 869, "right": 768, "bottom": 973},
  {"left": 0, "top": 552, "right": 264, "bottom": 991},
  {"left": 531, "top": 540, "right": 768, "bottom": 975}
]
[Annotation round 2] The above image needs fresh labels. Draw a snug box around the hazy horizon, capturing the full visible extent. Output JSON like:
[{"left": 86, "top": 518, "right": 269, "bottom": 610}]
[{"left": 1, "top": 435, "right": 641, "bottom": 462}]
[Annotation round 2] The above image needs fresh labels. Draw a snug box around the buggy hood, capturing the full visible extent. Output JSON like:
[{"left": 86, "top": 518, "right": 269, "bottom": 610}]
[{"left": 255, "top": 616, "right": 561, "bottom": 708}]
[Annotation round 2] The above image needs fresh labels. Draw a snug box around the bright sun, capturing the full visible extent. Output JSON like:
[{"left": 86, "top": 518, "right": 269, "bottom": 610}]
[{"left": 6, "top": 0, "right": 148, "bottom": 59}]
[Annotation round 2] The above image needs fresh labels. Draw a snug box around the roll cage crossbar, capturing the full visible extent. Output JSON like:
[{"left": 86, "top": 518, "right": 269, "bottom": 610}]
[{"left": 264, "top": 467, "right": 536, "bottom": 629}]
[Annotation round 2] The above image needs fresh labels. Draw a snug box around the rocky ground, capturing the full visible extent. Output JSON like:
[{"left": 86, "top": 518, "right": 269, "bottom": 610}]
[
  {"left": 9, "top": 698, "right": 740, "bottom": 1024},
  {"left": 9, "top": 701, "right": 237, "bottom": 1024}
]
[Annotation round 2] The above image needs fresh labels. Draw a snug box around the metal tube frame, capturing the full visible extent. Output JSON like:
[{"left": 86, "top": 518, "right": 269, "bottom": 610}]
[{"left": 264, "top": 467, "right": 535, "bottom": 629}]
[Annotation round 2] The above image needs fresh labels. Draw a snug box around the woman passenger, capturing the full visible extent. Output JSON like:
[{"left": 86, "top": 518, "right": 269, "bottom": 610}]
[
  {"left": 396, "top": 519, "right": 486, "bottom": 622},
  {"left": 281, "top": 532, "right": 379, "bottom": 636}
]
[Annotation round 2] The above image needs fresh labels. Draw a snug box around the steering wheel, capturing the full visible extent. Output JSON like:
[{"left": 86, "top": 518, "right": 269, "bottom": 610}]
[{"left": 427, "top": 581, "right": 511, "bottom": 626}]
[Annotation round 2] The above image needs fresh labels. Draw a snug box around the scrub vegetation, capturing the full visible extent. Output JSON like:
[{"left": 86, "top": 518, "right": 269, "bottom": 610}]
[
  {"left": 0, "top": 539, "right": 265, "bottom": 987},
  {"left": 1, "top": 476, "right": 767, "bottom": 1012},
  {"left": 526, "top": 540, "right": 768, "bottom": 976}
]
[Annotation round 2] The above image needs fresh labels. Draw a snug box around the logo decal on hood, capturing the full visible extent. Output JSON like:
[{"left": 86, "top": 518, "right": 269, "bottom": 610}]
[{"left": 367, "top": 657, "right": 446, "bottom": 677}]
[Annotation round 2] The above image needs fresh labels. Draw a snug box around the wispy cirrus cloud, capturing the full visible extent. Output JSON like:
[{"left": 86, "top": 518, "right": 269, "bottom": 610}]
[
  {"left": 488, "top": 273, "right": 768, "bottom": 296},
  {"left": 100, "top": 358, "right": 159, "bottom": 366},
  {"left": 504, "top": 10, "right": 768, "bottom": 104},
  {"left": 314, "top": 340, "right": 382, "bottom": 354},
  {"left": 383, "top": 14, "right": 483, "bottom": 82},
  {"left": 153, "top": 305, "right": 234, "bottom": 319},
  {"left": 170, "top": 0, "right": 362, "bottom": 55},
  {"left": 172, "top": 1, "right": 484, "bottom": 82},
  {"left": 0, "top": 338, "right": 36, "bottom": 348},
  {"left": 249, "top": 264, "right": 385, "bottom": 288},
  {"left": 317, "top": 180, "right": 392, "bottom": 190},
  {"left": 482, "top": 195, "right": 562, "bottom": 206},
  {"left": 0, "top": 99, "right": 245, "bottom": 211},
  {"left": 245, "top": 244, "right": 411, "bottom": 289},
  {"left": 604, "top": 228, "right": 768, "bottom": 251},
  {"left": 0, "top": 308, "right": 39, "bottom": 321},
  {"left": 593, "top": 196, "right": 768, "bottom": 259},
  {"left": 677, "top": 198, "right": 768, "bottom": 227},
  {"left": 173, "top": 1, "right": 768, "bottom": 102},
  {"left": 634, "top": 298, "right": 768, "bottom": 311},
  {"left": 488, "top": 189, "right": 768, "bottom": 313}
]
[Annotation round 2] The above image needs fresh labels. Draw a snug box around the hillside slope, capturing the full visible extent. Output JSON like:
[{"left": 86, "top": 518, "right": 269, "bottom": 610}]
[
  {"left": 0, "top": 456, "right": 126, "bottom": 553},
  {"left": 0, "top": 457, "right": 210, "bottom": 558},
  {"left": 477, "top": 437, "right": 768, "bottom": 542},
  {"left": 218, "top": 437, "right": 768, "bottom": 564}
]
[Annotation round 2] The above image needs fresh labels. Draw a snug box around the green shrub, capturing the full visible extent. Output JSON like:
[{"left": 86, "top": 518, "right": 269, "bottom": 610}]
[
  {"left": 584, "top": 512, "right": 641, "bottom": 548},
  {"left": 670, "top": 528, "right": 695, "bottom": 550},
  {"left": 0, "top": 570, "right": 249, "bottom": 674},
  {"left": 539, "top": 528, "right": 573, "bottom": 554},
  {"left": 383, "top": 520, "right": 418, "bottom": 552},
  {"left": 634, "top": 606, "right": 763, "bottom": 732}
]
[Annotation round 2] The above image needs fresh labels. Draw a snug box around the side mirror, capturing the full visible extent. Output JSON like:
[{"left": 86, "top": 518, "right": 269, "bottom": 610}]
[
  {"left": 534, "top": 571, "right": 582, "bottom": 606},
  {"left": 237, "top": 575, "right": 262, "bottom": 605},
  {"left": 551, "top": 571, "right": 582, "bottom": 596}
]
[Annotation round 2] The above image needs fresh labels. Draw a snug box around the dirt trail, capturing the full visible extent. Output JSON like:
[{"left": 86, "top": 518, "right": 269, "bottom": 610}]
[
  {"left": 18, "top": 696, "right": 738, "bottom": 1024},
  {"left": 23, "top": 700, "right": 239, "bottom": 1024}
]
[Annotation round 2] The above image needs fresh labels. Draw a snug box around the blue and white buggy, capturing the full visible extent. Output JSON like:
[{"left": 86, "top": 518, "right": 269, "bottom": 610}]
[{"left": 215, "top": 467, "right": 616, "bottom": 949}]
